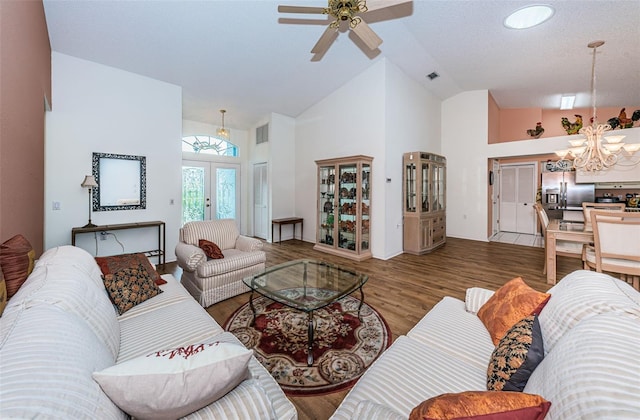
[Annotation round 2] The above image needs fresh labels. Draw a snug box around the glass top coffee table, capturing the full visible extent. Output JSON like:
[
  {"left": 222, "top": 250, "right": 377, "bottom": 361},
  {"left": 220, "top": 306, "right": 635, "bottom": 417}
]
[{"left": 243, "top": 259, "right": 368, "bottom": 366}]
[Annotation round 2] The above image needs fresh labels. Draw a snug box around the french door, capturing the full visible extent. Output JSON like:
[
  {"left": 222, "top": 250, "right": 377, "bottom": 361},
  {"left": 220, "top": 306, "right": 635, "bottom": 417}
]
[
  {"left": 181, "top": 160, "right": 240, "bottom": 226},
  {"left": 499, "top": 163, "right": 536, "bottom": 234}
]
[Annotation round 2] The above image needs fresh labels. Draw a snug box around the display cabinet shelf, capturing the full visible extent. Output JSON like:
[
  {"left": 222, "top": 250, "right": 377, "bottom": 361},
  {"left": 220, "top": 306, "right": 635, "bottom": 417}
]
[
  {"left": 314, "top": 155, "right": 372, "bottom": 261},
  {"left": 403, "top": 152, "right": 446, "bottom": 254}
]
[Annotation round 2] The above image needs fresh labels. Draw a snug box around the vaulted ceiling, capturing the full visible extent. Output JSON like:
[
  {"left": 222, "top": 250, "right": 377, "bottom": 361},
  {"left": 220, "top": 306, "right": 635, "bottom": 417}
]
[{"left": 43, "top": 0, "right": 640, "bottom": 130}]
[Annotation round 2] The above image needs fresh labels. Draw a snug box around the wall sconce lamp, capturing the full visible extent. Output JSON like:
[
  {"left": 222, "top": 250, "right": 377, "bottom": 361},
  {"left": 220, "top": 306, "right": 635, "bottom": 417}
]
[{"left": 81, "top": 175, "right": 98, "bottom": 228}]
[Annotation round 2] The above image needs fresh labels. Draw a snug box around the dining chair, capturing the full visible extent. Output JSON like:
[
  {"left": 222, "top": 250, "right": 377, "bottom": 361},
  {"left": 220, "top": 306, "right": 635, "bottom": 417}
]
[
  {"left": 581, "top": 202, "right": 626, "bottom": 229},
  {"left": 582, "top": 210, "right": 640, "bottom": 291},
  {"left": 533, "top": 203, "right": 583, "bottom": 274}
]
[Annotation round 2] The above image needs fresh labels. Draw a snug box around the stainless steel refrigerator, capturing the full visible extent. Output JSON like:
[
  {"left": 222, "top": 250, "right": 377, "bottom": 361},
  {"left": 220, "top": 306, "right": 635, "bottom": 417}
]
[{"left": 541, "top": 171, "right": 595, "bottom": 219}]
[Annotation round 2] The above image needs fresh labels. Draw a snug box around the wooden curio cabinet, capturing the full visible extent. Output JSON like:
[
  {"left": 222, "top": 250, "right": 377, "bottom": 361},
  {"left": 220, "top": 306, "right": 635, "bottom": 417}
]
[
  {"left": 314, "top": 155, "right": 372, "bottom": 261},
  {"left": 403, "top": 152, "right": 446, "bottom": 254}
]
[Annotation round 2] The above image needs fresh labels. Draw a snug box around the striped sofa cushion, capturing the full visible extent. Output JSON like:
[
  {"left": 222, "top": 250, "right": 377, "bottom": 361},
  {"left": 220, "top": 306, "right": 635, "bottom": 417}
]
[
  {"left": 330, "top": 335, "right": 487, "bottom": 419},
  {"left": 197, "top": 249, "right": 266, "bottom": 277},
  {"left": 3, "top": 261, "right": 120, "bottom": 360},
  {"left": 540, "top": 270, "right": 640, "bottom": 353},
  {"left": 182, "top": 219, "right": 239, "bottom": 250},
  {"left": 0, "top": 305, "right": 125, "bottom": 420},
  {"left": 407, "top": 296, "right": 495, "bottom": 372},
  {"left": 524, "top": 313, "right": 640, "bottom": 419}
]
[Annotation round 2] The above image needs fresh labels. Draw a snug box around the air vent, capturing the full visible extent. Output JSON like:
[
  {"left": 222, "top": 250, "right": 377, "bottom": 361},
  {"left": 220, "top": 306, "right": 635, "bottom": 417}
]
[{"left": 256, "top": 123, "right": 269, "bottom": 144}]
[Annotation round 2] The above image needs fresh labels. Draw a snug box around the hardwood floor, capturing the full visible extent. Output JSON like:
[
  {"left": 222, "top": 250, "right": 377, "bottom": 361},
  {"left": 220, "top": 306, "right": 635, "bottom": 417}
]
[{"left": 159, "top": 237, "right": 583, "bottom": 420}]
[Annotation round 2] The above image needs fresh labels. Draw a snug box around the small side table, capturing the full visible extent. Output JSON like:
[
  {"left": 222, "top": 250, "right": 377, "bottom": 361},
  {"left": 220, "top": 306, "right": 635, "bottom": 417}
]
[{"left": 272, "top": 217, "right": 303, "bottom": 244}]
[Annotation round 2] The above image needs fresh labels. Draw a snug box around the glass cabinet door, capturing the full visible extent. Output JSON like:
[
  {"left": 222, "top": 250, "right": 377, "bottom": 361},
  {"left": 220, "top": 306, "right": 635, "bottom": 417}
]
[
  {"left": 361, "top": 163, "right": 371, "bottom": 252},
  {"left": 337, "top": 163, "right": 357, "bottom": 251},
  {"left": 405, "top": 162, "right": 416, "bottom": 212},
  {"left": 318, "top": 165, "right": 335, "bottom": 245},
  {"left": 421, "top": 162, "right": 429, "bottom": 212}
]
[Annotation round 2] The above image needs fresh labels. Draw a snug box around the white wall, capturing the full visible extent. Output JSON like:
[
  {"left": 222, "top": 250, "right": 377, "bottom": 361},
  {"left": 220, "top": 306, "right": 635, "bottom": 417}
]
[
  {"left": 293, "top": 59, "right": 440, "bottom": 259},
  {"left": 45, "top": 53, "right": 182, "bottom": 262},
  {"left": 268, "top": 112, "right": 296, "bottom": 241},
  {"left": 442, "top": 90, "right": 490, "bottom": 241},
  {"left": 384, "top": 61, "right": 441, "bottom": 257},
  {"left": 295, "top": 60, "right": 386, "bottom": 257}
]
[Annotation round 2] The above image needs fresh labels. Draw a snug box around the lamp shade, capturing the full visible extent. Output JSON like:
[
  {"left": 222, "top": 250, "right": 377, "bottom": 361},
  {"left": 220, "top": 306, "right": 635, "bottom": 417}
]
[{"left": 81, "top": 175, "right": 98, "bottom": 188}]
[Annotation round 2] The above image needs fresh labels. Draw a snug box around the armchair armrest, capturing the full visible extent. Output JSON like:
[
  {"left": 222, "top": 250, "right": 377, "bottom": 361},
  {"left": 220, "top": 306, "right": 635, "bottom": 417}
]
[
  {"left": 175, "top": 242, "right": 206, "bottom": 272},
  {"left": 236, "top": 236, "right": 263, "bottom": 252}
]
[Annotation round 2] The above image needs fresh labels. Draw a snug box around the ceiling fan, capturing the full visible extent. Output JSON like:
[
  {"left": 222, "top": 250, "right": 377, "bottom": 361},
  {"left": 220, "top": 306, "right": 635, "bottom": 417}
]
[{"left": 278, "top": 0, "right": 411, "bottom": 58}]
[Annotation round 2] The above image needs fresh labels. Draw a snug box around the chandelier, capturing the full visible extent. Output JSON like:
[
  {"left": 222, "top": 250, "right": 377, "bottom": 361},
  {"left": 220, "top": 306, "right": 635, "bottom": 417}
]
[
  {"left": 216, "top": 109, "right": 230, "bottom": 140},
  {"left": 182, "top": 109, "right": 234, "bottom": 154},
  {"left": 555, "top": 41, "right": 640, "bottom": 171}
]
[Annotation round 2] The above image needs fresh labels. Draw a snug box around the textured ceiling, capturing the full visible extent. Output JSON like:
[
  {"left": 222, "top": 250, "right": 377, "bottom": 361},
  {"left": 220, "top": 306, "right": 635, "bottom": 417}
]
[{"left": 42, "top": 0, "right": 640, "bottom": 130}]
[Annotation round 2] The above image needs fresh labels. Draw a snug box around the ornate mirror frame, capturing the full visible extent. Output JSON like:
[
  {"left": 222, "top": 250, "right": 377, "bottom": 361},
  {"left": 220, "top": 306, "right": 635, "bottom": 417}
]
[{"left": 92, "top": 152, "right": 146, "bottom": 211}]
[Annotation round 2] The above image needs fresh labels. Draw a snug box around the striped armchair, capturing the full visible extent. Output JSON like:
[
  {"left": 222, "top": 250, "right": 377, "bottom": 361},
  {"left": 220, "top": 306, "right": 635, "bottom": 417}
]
[{"left": 175, "top": 219, "right": 266, "bottom": 307}]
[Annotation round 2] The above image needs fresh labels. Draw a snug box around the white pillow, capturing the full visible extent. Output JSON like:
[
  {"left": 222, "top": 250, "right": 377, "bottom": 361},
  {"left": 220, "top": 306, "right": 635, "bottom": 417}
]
[
  {"left": 93, "top": 341, "right": 252, "bottom": 420},
  {"left": 464, "top": 287, "right": 495, "bottom": 314}
]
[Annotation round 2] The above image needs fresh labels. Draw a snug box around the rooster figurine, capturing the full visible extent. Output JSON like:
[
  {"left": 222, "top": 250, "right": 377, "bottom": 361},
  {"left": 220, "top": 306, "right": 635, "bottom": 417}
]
[
  {"left": 526, "top": 122, "right": 544, "bottom": 139},
  {"left": 607, "top": 108, "right": 640, "bottom": 129},
  {"left": 561, "top": 114, "right": 583, "bottom": 135}
]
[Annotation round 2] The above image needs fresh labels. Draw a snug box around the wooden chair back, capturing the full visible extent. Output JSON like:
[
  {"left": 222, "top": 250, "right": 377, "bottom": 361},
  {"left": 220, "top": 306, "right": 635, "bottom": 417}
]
[
  {"left": 582, "top": 202, "right": 626, "bottom": 229},
  {"left": 590, "top": 210, "right": 640, "bottom": 278}
]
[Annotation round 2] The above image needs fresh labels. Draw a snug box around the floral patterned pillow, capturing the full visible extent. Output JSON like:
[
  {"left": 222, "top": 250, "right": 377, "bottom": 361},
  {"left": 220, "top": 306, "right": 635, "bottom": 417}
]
[
  {"left": 487, "top": 315, "right": 544, "bottom": 391},
  {"left": 102, "top": 263, "right": 162, "bottom": 315}
]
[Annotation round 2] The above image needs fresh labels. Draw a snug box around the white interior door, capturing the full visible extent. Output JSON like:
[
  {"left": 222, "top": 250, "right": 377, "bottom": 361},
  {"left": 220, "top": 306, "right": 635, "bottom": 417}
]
[
  {"left": 253, "top": 163, "right": 268, "bottom": 240},
  {"left": 182, "top": 160, "right": 240, "bottom": 226},
  {"left": 499, "top": 163, "right": 536, "bottom": 234}
]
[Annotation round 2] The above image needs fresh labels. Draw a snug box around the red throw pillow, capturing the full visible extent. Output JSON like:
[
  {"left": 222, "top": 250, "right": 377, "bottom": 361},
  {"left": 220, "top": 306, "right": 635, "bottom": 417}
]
[
  {"left": 199, "top": 239, "right": 224, "bottom": 260},
  {"left": 477, "top": 277, "right": 550, "bottom": 345},
  {"left": 0, "top": 234, "right": 36, "bottom": 298},
  {"left": 410, "top": 391, "right": 551, "bottom": 420},
  {"left": 95, "top": 253, "right": 167, "bottom": 285}
]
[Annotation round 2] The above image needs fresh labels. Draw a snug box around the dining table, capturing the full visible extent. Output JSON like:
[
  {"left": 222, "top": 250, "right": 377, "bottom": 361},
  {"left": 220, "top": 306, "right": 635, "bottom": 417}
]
[{"left": 545, "top": 219, "right": 594, "bottom": 285}]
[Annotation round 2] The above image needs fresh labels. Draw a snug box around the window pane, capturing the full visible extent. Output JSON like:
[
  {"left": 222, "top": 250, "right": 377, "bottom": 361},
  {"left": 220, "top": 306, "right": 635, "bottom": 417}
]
[
  {"left": 182, "top": 166, "right": 205, "bottom": 224},
  {"left": 216, "top": 168, "right": 236, "bottom": 219},
  {"left": 182, "top": 135, "right": 238, "bottom": 156}
]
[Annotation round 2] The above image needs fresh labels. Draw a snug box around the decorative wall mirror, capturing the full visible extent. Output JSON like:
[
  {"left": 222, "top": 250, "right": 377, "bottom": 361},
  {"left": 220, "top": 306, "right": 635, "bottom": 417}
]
[{"left": 92, "top": 152, "right": 146, "bottom": 211}]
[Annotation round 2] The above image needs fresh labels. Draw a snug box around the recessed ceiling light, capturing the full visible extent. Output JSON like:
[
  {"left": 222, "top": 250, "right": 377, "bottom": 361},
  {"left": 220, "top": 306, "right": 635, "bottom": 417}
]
[{"left": 504, "top": 5, "right": 555, "bottom": 29}]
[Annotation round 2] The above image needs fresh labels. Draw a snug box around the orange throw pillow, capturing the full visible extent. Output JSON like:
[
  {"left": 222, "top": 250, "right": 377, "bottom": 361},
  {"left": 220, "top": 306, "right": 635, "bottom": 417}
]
[
  {"left": 410, "top": 391, "right": 551, "bottom": 420},
  {"left": 199, "top": 239, "right": 224, "bottom": 260},
  {"left": 0, "top": 234, "right": 36, "bottom": 299},
  {"left": 477, "top": 277, "right": 550, "bottom": 345}
]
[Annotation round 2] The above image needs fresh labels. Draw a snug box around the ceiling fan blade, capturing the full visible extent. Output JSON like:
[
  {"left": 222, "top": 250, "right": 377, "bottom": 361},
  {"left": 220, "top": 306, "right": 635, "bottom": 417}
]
[
  {"left": 278, "top": 5, "right": 326, "bottom": 14},
  {"left": 351, "top": 19, "right": 382, "bottom": 50},
  {"left": 311, "top": 25, "right": 338, "bottom": 54},
  {"left": 364, "top": 0, "right": 412, "bottom": 12}
]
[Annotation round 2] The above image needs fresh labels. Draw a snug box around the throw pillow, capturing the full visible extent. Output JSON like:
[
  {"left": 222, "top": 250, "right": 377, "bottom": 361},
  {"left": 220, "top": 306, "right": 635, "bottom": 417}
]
[
  {"left": 477, "top": 277, "right": 550, "bottom": 345},
  {"left": 0, "top": 234, "right": 36, "bottom": 299},
  {"left": 102, "top": 263, "right": 162, "bottom": 315},
  {"left": 487, "top": 315, "right": 544, "bottom": 391},
  {"left": 93, "top": 341, "right": 252, "bottom": 420},
  {"left": 409, "top": 391, "right": 551, "bottom": 420},
  {"left": 0, "top": 265, "right": 7, "bottom": 316},
  {"left": 199, "top": 239, "right": 224, "bottom": 259},
  {"left": 95, "top": 253, "right": 167, "bottom": 285}
]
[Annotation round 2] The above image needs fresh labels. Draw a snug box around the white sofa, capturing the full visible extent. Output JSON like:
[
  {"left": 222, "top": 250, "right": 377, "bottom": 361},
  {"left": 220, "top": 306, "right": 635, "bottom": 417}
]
[
  {"left": 331, "top": 270, "right": 640, "bottom": 419},
  {"left": 0, "top": 245, "right": 296, "bottom": 419},
  {"left": 175, "top": 219, "right": 266, "bottom": 307}
]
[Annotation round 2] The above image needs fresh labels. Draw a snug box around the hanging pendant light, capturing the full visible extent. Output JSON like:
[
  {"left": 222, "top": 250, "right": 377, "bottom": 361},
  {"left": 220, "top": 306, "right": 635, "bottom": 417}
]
[
  {"left": 216, "top": 109, "right": 230, "bottom": 140},
  {"left": 555, "top": 41, "right": 640, "bottom": 171}
]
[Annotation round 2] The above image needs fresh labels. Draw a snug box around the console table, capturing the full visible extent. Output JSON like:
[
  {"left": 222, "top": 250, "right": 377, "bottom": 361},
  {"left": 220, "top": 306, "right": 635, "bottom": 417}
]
[
  {"left": 272, "top": 217, "right": 303, "bottom": 244},
  {"left": 71, "top": 221, "right": 165, "bottom": 267}
]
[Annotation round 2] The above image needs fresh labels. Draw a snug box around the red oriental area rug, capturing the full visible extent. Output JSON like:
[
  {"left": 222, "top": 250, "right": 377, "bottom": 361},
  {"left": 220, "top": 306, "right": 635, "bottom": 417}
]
[{"left": 224, "top": 290, "right": 392, "bottom": 396}]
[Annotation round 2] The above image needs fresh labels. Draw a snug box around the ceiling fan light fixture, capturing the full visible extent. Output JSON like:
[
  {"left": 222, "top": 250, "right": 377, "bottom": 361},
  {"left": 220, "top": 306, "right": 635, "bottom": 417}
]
[{"left": 504, "top": 5, "right": 555, "bottom": 29}]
